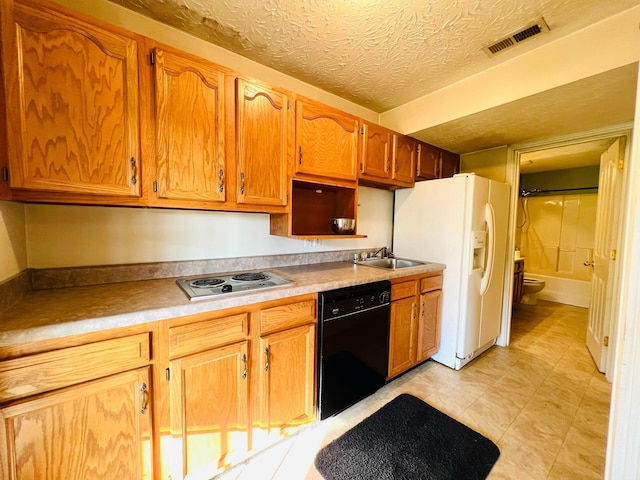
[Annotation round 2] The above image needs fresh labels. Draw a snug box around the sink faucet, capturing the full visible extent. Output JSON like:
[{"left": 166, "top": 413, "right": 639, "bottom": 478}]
[{"left": 372, "top": 246, "right": 389, "bottom": 258}]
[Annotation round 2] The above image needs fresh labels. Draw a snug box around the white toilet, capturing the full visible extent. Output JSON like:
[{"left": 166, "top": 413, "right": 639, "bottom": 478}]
[{"left": 521, "top": 277, "right": 545, "bottom": 305}]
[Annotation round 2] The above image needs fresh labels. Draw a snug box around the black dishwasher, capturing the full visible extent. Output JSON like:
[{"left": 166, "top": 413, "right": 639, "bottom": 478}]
[{"left": 317, "top": 280, "right": 391, "bottom": 420}]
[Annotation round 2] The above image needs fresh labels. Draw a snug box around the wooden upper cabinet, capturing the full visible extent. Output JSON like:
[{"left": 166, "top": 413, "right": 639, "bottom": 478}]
[
  {"left": 295, "top": 97, "right": 359, "bottom": 182},
  {"left": 360, "top": 121, "right": 393, "bottom": 179},
  {"left": 393, "top": 135, "right": 416, "bottom": 186},
  {"left": 2, "top": 1, "right": 141, "bottom": 198},
  {"left": 440, "top": 149, "right": 460, "bottom": 178},
  {"left": 235, "top": 78, "right": 291, "bottom": 207},
  {"left": 358, "top": 123, "right": 415, "bottom": 189},
  {"left": 152, "top": 47, "right": 226, "bottom": 203},
  {"left": 416, "top": 142, "right": 440, "bottom": 180}
]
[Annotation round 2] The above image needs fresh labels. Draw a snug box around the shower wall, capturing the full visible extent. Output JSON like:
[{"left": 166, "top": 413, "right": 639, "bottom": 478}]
[{"left": 518, "top": 193, "right": 597, "bottom": 282}]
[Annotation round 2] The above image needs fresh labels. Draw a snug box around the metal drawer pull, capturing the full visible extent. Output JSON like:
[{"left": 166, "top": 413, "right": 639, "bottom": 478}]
[
  {"left": 140, "top": 383, "right": 148, "bottom": 414},
  {"left": 130, "top": 157, "right": 137, "bottom": 185},
  {"left": 264, "top": 347, "right": 269, "bottom": 371},
  {"left": 218, "top": 169, "right": 224, "bottom": 192},
  {"left": 241, "top": 353, "right": 247, "bottom": 379}
]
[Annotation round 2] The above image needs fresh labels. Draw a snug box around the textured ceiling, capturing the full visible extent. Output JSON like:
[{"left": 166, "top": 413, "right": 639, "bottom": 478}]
[
  {"left": 110, "top": 0, "right": 640, "bottom": 112},
  {"left": 109, "top": 0, "right": 639, "bottom": 170},
  {"left": 412, "top": 63, "right": 638, "bottom": 154}
]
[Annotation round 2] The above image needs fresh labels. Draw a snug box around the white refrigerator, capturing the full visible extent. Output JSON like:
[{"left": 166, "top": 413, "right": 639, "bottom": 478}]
[{"left": 393, "top": 173, "right": 510, "bottom": 370}]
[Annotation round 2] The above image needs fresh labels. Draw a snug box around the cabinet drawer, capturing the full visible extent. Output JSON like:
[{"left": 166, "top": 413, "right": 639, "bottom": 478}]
[
  {"left": 391, "top": 280, "right": 417, "bottom": 300},
  {"left": 420, "top": 274, "right": 443, "bottom": 293},
  {"left": 0, "top": 333, "right": 150, "bottom": 403},
  {"left": 169, "top": 313, "right": 248, "bottom": 358},
  {"left": 260, "top": 299, "right": 316, "bottom": 335}
]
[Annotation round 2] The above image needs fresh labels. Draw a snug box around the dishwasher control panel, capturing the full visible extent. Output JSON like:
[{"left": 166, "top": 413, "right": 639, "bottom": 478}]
[{"left": 319, "top": 280, "right": 391, "bottom": 321}]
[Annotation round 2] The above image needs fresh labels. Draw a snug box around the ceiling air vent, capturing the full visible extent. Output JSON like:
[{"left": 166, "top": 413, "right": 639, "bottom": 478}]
[{"left": 482, "top": 17, "right": 550, "bottom": 57}]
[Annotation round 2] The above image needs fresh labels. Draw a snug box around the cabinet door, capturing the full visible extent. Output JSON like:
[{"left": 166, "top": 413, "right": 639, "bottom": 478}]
[
  {"left": 416, "top": 289, "right": 442, "bottom": 362},
  {"left": 360, "top": 121, "right": 392, "bottom": 179},
  {"left": 393, "top": 135, "right": 416, "bottom": 185},
  {"left": 4, "top": 2, "right": 140, "bottom": 197},
  {"left": 0, "top": 368, "right": 152, "bottom": 480},
  {"left": 169, "top": 342, "right": 249, "bottom": 478},
  {"left": 416, "top": 142, "right": 440, "bottom": 180},
  {"left": 440, "top": 150, "right": 460, "bottom": 178},
  {"left": 388, "top": 296, "right": 417, "bottom": 378},
  {"left": 236, "top": 78, "right": 291, "bottom": 207},
  {"left": 153, "top": 47, "right": 226, "bottom": 203},
  {"left": 295, "top": 98, "right": 358, "bottom": 181},
  {"left": 259, "top": 324, "right": 316, "bottom": 435}
]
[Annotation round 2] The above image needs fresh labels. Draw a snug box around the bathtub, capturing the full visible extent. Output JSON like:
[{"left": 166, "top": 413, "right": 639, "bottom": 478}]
[{"left": 524, "top": 273, "right": 591, "bottom": 308}]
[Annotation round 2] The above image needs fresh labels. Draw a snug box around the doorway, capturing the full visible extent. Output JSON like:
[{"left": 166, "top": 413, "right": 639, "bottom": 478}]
[{"left": 500, "top": 125, "right": 632, "bottom": 382}]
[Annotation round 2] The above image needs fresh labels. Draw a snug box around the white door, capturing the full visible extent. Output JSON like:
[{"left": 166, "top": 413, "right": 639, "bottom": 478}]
[{"left": 586, "top": 138, "right": 625, "bottom": 373}]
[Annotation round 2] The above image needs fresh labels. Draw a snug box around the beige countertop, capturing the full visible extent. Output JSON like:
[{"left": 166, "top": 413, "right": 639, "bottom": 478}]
[{"left": 0, "top": 260, "right": 445, "bottom": 348}]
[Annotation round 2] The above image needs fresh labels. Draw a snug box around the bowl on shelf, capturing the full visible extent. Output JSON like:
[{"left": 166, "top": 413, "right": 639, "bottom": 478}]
[{"left": 331, "top": 218, "right": 355, "bottom": 235}]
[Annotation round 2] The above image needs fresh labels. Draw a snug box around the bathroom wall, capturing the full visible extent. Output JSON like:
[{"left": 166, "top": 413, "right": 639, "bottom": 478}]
[{"left": 518, "top": 193, "right": 597, "bottom": 282}]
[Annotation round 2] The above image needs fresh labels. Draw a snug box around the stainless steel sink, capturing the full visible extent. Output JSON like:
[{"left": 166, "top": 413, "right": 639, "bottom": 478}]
[{"left": 357, "top": 257, "right": 425, "bottom": 270}]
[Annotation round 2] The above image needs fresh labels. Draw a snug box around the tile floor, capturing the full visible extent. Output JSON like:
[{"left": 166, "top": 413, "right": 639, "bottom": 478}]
[{"left": 216, "top": 300, "right": 611, "bottom": 479}]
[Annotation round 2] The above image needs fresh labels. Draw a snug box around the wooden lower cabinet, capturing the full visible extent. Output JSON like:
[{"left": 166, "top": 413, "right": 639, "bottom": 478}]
[
  {"left": 0, "top": 368, "right": 152, "bottom": 480},
  {"left": 165, "top": 295, "right": 316, "bottom": 477},
  {"left": 0, "top": 293, "right": 317, "bottom": 479},
  {"left": 513, "top": 258, "right": 524, "bottom": 305},
  {"left": 416, "top": 289, "right": 442, "bottom": 362},
  {"left": 169, "top": 341, "right": 249, "bottom": 478},
  {"left": 258, "top": 324, "right": 316, "bottom": 440},
  {"left": 388, "top": 273, "right": 442, "bottom": 379},
  {"left": 388, "top": 294, "right": 418, "bottom": 378}
]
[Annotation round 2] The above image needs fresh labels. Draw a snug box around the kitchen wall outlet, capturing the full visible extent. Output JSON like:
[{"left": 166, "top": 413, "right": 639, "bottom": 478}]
[{"left": 304, "top": 239, "right": 322, "bottom": 247}]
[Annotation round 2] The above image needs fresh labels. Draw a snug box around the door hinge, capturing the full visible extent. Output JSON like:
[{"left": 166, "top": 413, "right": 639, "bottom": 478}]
[
  {"left": 618, "top": 159, "right": 624, "bottom": 170},
  {"left": 611, "top": 250, "right": 617, "bottom": 260},
  {"left": 165, "top": 367, "right": 170, "bottom": 381},
  {"left": 153, "top": 180, "right": 158, "bottom": 193},
  {"left": 1, "top": 166, "right": 8, "bottom": 182},
  {"left": 150, "top": 51, "right": 155, "bottom": 65},
  {"left": 603, "top": 336, "right": 609, "bottom": 347}
]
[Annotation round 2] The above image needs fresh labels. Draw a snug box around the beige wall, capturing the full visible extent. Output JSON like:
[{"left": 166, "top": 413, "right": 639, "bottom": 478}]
[
  {"left": 0, "top": 201, "right": 27, "bottom": 281},
  {"left": 24, "top": 187, "right": 393, "bottom": 269},
  {"left": 460, "top": 146, "right": 509, "bottom": 182}
]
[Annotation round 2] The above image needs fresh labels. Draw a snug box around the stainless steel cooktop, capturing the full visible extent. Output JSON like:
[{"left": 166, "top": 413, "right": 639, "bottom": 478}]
[{"left": 176, "top": 271, "right": 294, "bottom": 301}]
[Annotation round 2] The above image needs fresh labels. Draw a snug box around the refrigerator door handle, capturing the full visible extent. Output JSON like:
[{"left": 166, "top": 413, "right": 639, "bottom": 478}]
[{"left": 480, "top": 202, "right": 496, "bottom": 296}]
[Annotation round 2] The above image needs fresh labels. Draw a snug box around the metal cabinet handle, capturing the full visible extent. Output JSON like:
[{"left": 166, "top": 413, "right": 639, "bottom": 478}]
[
  {"left": 130, "top": 157, "right": 137, "bottom": 185},
  {"left": 264, "top": 347, "right": 269, "bottom": 371},
  {"left": 241, "top": 353, "right": 247, "bottom": 379},
  {"left": 298, "top": 146, "right": 303, "bottom": 165},
  {"left": 584, "top": 260, "right": 595, "bottom": 267},
  {"left": 240, "top": 172, "right": 245, "bottom": 195},
  {"left": 140, "top": 383, "right": 148, "bottom": 414},
  {"left": 412, "top": 303, "right": 417, "bottom": 320},
  {"left": 218, "top": 169, "right": 224, "bottom": 193}
]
